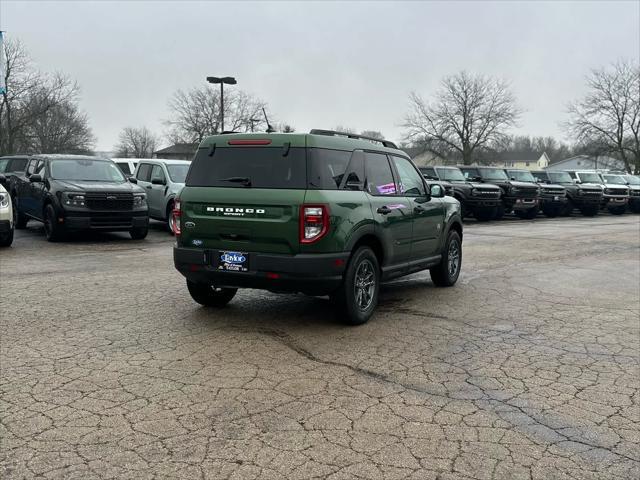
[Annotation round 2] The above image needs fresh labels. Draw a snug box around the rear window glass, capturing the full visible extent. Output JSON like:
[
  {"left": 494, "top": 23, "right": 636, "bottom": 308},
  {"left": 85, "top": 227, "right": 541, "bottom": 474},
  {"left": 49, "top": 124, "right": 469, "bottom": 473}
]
[
  {"left": 308, "top": 148, "right": 352, "bottom": 190},
  {"left": 186, "top": 147, "right": 306, "bottom": 189}
]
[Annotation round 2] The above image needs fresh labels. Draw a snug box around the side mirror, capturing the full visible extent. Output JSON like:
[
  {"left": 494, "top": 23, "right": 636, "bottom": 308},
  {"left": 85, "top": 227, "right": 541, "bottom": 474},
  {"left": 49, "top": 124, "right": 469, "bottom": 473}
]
[
  {"left": 430, "top": 184, "right": 445, "bottom": 198},
  {"left": 129, "top": 177, "right": 138, "bottom": 184},
  {"left": 510, "top": 177, "right": 516, "bottom": 181},
  {"left": 473, "top": 176, "right": 483, "bottom": 182},
  {"left": 0, "top": 174, "right": 6, "bottom": 186},
  {"left": 151, "top": 177, "right": 166, "bottom": 185},
  {"left": 29, "top": 174, "right": 42, "bottom": 183}
]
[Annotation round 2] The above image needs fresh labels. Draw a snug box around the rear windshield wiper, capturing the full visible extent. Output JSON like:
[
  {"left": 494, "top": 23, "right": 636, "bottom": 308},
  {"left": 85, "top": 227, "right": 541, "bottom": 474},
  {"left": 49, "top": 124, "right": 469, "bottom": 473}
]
[{"left": 219, "top": 176, "right": 252, "bottom": 187}]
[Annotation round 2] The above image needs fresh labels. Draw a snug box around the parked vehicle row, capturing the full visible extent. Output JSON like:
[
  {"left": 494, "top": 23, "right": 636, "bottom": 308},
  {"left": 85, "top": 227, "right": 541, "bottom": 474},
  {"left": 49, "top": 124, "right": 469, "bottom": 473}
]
[{"left": 422, "top": 164, "right": 638, "bottom": 220}]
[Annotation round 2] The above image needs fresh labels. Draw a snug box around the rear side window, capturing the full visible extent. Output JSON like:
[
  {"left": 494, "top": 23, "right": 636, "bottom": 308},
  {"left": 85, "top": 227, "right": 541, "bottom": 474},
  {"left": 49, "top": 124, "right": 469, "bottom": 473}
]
[
  {"left": 137, "top": 163, "right": 152, "bottom": 181},
  {"left": 27, "top": 159, "right": 38, "bottom": 176},
  {"left": 308, "top": 148, "right": 352, "bottom": 190},
  {"left": 0, "top": 159, "right": 8, "bottom": 173},
  {"left": 365, "top": 153, "right": 396, "bottom": 196},
  {"left": 187, "top": 147, "right": 306, "bottom": 189}
]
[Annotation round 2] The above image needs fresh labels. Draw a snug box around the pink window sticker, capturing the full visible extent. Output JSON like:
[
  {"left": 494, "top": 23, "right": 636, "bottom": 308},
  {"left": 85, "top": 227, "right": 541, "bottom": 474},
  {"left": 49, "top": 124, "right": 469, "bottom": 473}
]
[
  {"left": 376, "top": 182, "right": 397, "bottom": 195},
  {"left": 386, "top": 204, "right": 407, "bottom": 210}
]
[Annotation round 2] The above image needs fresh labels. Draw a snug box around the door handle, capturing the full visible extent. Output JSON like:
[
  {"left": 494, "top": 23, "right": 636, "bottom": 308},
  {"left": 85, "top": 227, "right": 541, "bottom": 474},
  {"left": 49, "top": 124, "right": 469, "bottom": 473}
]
[
  {"left": 146, "top": 185, "right": 152, "bottom": 190},
  {"left": 414, "top": 205, "right": 425, "bottom": 214},
  {"left": 377, "top": 206, "right": 392, "bottom": 215}
]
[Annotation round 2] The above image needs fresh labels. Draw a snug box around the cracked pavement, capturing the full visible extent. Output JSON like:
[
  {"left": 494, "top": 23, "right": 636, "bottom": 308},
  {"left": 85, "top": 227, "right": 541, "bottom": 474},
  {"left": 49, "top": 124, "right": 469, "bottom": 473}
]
[{"left": 1, "top": 215, "right": 639, "bottom": 479}]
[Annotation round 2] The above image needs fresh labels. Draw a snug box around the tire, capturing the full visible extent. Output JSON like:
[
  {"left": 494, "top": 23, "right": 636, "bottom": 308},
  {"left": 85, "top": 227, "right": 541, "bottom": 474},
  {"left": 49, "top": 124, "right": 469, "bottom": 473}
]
[
  {"left": 474, "top": 207, "right": 496, "bottom": 222},
  {"left": 166, "top": 201, "right": 176, "bottom": 235},
  {"left": 332, "top": 246, "right": 380, "bottom": 326},
  {"left": 186, "top": 280, "right": 237, "bottom": 307},
  {"left": 0, "top": 227, "right": 13, "bottom": 247},
  {"left": 129, "top": 226, "right": 149, "bottom": 240},
  {"left": 12, "top": 196, "right": 28, "bottom": 229},
  {"left": 493, "top": 204, "right": 505, "bottom": 220},
  {"left": 629, "top": 203, "right": 640, "bottom": 214},
  {"left": 43, "top": 204, "right": 65, "bottom": 242},
  {"left": 430, "top": 230, "right": 462, "bottom": 287},
  {"left": 522, "top": 206, "right": 539, "bottom": 220},
  {"left": 608, "top": 205, "right": 626, "bottom": 215},
  {"left": 580, "top": 205, "right": 599, "bottom": 217}
]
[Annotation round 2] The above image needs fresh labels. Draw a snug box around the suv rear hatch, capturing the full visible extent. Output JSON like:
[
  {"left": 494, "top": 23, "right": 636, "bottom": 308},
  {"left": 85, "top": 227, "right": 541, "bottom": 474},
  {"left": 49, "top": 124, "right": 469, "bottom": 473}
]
[{"left": 178, "top": 137, "right": 306, "bottom": 255}]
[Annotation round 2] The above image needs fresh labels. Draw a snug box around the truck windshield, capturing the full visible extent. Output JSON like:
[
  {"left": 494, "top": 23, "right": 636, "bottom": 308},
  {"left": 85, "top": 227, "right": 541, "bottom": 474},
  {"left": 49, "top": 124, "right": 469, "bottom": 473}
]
[
  {"left": 548, "top": 172, "right": 573, "bottom": 184},
  {"left": 186, "top": 147, "right": 306, "bottom": 189},
  {"left": 602, "top": 175, "right": 627, "bottom": 185},
  {"left": 578, "top": 172, "right": 602, "bottom": 183},
  {"left": 437, "top": 168, "right": 465, "bottom": 181},
  {"left": 50, "top": 159, "right": 126, "bottom": 182},
  {"left": 167, "top": 164, "right": 190, "bottom": 183},
  {"left": 478, "top": 168, "right": 508, "bottom": 181},
  {"left": 625, "top": 175, "right": 640, "bottom": 185},
  {"left": 507, "top": 170, "right": 536, "bottom": 182}
]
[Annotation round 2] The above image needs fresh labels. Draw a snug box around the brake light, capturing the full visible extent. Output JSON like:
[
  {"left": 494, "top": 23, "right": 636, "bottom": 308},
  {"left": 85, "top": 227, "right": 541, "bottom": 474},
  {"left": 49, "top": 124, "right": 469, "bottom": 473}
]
[
  {"left": 172, "top": 199, "right": 182, "bottom": 236},
  {"left": 299, "top": 205, "right": 329, "bottom": 244},
  {"left": 228, "top": 139, "right": 272, "bottom": 145}
]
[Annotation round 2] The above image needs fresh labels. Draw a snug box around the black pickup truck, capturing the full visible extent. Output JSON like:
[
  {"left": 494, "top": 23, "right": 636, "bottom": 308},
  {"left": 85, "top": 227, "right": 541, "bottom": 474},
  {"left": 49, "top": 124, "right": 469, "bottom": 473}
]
[{"left": 8, "top": 154, "right": 149, "bottom": 241}]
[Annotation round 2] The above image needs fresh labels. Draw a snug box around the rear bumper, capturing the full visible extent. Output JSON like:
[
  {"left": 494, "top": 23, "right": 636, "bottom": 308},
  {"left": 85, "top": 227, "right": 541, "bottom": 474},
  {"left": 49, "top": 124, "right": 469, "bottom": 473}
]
[
  {"left": 174, "top": 247, "right": 349, "bottom": 295},
  {"left": 0, "top": 219, "right": 11, "bottom": 233},
  {"left": 63, "top": 211, "right": 149, "bottom": 231}
]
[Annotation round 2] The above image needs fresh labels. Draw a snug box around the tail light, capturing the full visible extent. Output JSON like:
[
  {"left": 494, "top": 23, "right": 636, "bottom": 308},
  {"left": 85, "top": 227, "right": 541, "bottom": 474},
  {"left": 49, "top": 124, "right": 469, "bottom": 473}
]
[
  {"left": 299, "top": 205, "right": 329, "bottom": 244},
  {"left": 172, "top": 199, "right": 182, "bottom": 236}
]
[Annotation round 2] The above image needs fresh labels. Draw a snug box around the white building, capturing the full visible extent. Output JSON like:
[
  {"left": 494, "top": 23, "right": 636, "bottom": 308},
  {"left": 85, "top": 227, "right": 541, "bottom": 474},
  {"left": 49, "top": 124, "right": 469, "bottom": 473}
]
[{"left": 545, "top": 155, "right": 626, "bottom": 172}]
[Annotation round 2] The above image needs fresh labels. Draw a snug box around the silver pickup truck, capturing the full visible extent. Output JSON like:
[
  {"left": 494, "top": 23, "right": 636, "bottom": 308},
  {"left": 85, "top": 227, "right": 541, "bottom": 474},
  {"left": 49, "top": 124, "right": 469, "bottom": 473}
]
[{"left": 130, "top": 159, "right": 191, "bottom": 233}]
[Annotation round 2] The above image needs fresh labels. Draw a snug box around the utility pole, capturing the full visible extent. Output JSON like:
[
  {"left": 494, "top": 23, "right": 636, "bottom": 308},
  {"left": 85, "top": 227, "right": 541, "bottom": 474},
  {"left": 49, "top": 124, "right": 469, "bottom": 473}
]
[{"left": 205, "top": 76, "right": 237, "bottom": 133}]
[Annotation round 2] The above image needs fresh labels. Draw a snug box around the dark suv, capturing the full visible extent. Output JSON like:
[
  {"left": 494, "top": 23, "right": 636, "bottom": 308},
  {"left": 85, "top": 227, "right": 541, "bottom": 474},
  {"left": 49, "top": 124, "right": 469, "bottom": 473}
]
[
  {"left": 421, "top": 166, "right": 501, "bottom": 221},
  {"left": 459, "top": 166, "right": 540, "bottom": 219},
  {"left": 506, "top": 168, "right": 567, "bottom": 218},
  {"left": 173, "top": 130, "right": 464, "bottom": 325},
  {"left": 9, "top": 155, "right": 149, "bottom": 241},
  {"left": 566, "top": 171, "right": 628, "bottom": 215},
  {"left": 531, "top": 170, "right": 603, "bottom": 216}
]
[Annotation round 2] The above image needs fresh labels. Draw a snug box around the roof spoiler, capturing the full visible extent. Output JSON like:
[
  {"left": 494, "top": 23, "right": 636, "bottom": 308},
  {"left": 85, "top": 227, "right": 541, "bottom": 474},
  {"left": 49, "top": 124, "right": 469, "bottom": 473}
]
[{"left": 309, "top": 129, "right": 398, "bottom": 149}]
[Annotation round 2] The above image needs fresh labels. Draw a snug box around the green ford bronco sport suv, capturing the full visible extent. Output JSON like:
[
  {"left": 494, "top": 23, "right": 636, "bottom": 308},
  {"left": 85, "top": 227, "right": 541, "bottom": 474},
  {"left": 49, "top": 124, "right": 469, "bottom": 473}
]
[{"left": 173, "top": 130, "right": 463, "bottom": 324}]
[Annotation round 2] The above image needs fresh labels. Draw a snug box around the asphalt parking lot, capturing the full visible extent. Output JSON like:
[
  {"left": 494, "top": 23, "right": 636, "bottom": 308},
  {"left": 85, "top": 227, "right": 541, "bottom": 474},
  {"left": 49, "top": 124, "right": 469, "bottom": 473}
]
[{"left": 1, "top": 215, "right": 639, "bottom": 480}]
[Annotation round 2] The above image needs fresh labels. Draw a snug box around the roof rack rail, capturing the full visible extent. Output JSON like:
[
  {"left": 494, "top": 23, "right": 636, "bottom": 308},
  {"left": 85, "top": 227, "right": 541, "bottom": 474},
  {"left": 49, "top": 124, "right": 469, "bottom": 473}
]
[{"left": 309, "top": 129, "right": 398, "bottom": 149}]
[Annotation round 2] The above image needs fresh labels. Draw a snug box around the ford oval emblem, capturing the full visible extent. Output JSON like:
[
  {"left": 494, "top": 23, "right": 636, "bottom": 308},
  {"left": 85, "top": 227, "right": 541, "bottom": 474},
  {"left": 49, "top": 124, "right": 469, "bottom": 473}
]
[
  {"left": 184, "top": 221, "right": 195, "bottom": 229},
  {"left": 106, "top": 195, "right": 117, "bottom": 201}
]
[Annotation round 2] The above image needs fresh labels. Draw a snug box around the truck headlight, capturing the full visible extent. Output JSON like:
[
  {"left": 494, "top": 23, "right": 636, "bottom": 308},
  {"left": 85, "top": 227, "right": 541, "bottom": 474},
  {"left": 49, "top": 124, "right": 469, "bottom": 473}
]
[
  {"left": 62, "top": 192, "right": 86, "bottom": 207},
  {"left": 133, "top": 193, "right": 147, "bottom": 207},
  {"left": 0, "top": 193, "right": 9, "bottom": 208}
]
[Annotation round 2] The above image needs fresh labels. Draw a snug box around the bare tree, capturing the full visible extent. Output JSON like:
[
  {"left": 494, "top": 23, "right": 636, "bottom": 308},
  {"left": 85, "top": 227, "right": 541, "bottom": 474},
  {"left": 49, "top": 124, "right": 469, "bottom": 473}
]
[
  {"left": 567, "top": 60, "right": 640, "bottom": 173},
  {"left": 404, "top": 71, "right": 521, "bottom": 165},
  {"left": 360, "top": 130, "right": 385, "bottom": 140},
  {"left": 333, "top": 125, "right": 356, "bottom": 134},
  {"left": 165, "top": 86, "right": 267, "bottom": 144},
  {"left": 114, "top": 126, "right": 159, "bottom": 158},
  {"left": 1, "top": 39, "right": 94, "bottom": 155}
]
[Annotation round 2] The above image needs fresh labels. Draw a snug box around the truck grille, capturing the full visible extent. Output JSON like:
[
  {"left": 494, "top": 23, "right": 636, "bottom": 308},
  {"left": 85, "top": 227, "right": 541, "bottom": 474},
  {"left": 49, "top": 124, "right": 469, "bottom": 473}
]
[
  {"left": 474, "top": 189, "right": 500, "bottom": 198},
  {"left": 582, "top": 189, "right": 601, "bottom": 196},
  {"left": 604, "top": 188, "right": 628, "bottom": 196},
  {"left": 85, "top": 192, "right": 134, "bottom": 211},
  {"left": 630, "top": 189, "right": 640, "bottom": 197},
  {"left": 517, "top": 187, "right": 539, "bottom": 197},
  {"left": 541, "top": 188, "right": 565, "bottom": 195}
]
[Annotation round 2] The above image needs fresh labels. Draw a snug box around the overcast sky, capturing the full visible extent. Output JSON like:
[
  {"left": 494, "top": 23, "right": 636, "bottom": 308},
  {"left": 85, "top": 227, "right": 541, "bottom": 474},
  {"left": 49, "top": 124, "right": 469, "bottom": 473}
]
[{"left": 2, "top": 0, "right": 639, "bottom": 151}]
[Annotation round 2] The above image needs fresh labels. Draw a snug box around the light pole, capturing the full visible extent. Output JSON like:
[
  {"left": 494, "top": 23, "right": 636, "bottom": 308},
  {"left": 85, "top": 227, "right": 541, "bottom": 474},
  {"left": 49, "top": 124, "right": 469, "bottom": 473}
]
[{"left": 206, "top": 76, "right": 237, "bottom": 133}]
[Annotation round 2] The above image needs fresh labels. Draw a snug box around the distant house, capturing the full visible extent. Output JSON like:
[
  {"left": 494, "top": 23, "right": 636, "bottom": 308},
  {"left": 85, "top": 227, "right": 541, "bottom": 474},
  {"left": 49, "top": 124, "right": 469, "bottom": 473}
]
[
  {"left": 498, "top": 152, "right": 550, "bottom": 170},
  {"left": 402, "top": 147, "right": 448, "bottom": 166},
  {"left": 545, "top": 155, "right": 626, "bottom": 172},
  {"left": 154, "top": 143, "right": 198, "bottom": 161}
]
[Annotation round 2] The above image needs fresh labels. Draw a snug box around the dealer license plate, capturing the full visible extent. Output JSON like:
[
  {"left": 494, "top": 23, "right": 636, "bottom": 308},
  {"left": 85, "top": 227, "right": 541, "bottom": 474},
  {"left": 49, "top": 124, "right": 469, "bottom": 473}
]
[{"left": 218, "top": 251, "right": 249, "bottom": 272}]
